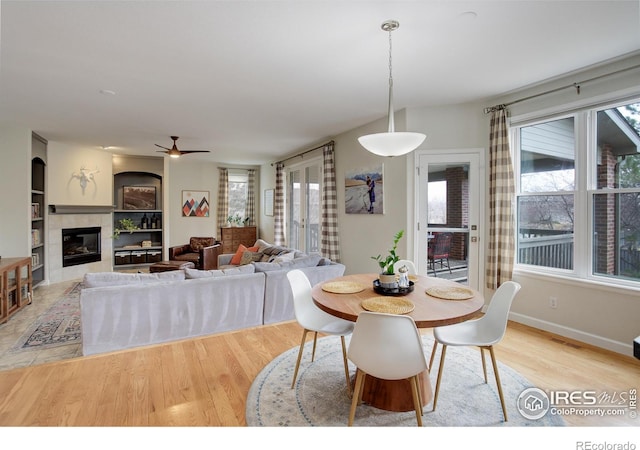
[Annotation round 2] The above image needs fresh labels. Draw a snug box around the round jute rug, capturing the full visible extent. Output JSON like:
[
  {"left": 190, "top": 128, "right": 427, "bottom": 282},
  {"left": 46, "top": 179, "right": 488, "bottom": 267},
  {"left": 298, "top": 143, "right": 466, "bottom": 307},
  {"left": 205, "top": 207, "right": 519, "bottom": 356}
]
[{"left": 246, "top": 335, "right": 565, "bottom": 427}]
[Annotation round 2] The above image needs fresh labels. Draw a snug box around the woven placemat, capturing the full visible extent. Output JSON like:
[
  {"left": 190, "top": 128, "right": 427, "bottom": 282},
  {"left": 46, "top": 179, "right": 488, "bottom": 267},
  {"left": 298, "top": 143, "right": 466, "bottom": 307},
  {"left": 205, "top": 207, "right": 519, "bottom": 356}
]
[
  {"left": 321, "top": 281, "right": 366, "bottom": 294},
  {"left": 361, "top": 296, "right": 415, "bottom": 315},
  {"left": 425, "top": 286, "right": 475, "bottom": 300}
]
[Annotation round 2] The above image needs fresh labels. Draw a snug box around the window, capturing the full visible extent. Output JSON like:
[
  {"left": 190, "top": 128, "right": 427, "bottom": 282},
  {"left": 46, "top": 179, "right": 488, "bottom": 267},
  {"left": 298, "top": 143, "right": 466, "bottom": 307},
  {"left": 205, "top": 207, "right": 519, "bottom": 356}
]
[
  {"left": 287, "top": 160, "right": 321, "bottom": 253},
  {"left": 228, "top": 171, "right": 248, "bottom": 219},
  {"left": 428, "top": 180, "right": 447, "bottom": 225},
  {"left": 514, "top": 99, "right": 640, "bottom": 286}
]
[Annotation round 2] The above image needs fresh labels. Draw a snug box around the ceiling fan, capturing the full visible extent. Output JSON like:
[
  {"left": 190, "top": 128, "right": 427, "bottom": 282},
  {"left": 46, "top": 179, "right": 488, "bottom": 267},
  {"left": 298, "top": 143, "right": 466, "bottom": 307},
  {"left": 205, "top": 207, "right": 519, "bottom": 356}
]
[{"left": 155, "top": 136, "right": 211, "bottom": 158}]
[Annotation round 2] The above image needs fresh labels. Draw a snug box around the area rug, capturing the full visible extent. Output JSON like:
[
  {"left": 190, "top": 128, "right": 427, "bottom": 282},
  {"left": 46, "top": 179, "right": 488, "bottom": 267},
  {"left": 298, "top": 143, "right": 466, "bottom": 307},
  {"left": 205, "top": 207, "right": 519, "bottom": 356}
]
[
  {"left": 246, "top": 335, "right": 565, "bottom": 427},
  {"left": 11, "top": 282, "right": 82, "bottom": 351}
]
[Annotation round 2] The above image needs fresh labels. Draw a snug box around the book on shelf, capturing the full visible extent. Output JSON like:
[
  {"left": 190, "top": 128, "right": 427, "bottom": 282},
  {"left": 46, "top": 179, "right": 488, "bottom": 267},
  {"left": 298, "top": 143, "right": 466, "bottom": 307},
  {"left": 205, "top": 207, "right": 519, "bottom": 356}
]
[
  {"left": 31, "top": 252, "right": 40, "bottom": 267},
  {"left": 31, "top": 229, "right": 40, "bottom": 246},
  {"left": 31, "top": 203, "right": 40, "bottom": 219}
]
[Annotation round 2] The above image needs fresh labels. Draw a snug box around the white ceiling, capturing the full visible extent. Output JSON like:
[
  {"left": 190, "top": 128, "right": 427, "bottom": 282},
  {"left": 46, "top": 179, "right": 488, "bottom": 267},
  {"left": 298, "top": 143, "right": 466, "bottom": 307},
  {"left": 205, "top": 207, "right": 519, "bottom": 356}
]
[{"left": 1, "top": 1, "right": 639, "bottom": 165}]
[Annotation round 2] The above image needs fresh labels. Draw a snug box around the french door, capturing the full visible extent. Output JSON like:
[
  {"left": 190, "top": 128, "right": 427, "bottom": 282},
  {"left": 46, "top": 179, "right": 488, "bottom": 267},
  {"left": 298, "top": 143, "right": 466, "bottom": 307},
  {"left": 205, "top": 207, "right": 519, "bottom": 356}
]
[
  {"left": 287, "top": 159, "right": 321, "bottom": 253},
  {"left": 416, "top": 150, "right": 483, "bottom": 288}
]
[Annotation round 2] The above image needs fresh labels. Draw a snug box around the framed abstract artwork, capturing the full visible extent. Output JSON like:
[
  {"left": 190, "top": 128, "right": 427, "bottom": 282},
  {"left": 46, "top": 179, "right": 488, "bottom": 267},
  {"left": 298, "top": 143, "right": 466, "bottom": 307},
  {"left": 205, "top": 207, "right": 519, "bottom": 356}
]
[
  {"left": 182, "top": 190, "right": 210, "bottom": 217},
  {"left": 345, "top": 164, "right": 384, "bottom": 214},
  {"left": 123, "top": 186, "right": 156, "bottom": 210}
]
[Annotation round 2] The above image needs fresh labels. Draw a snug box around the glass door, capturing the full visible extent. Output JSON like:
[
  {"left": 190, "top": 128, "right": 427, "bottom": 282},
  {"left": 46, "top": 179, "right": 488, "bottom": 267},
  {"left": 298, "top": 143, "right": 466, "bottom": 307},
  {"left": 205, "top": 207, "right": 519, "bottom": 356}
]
[
  {"left": 287, "top": 160, "right": 321, "bottom": 253},
  {"left": 417, "top": 151, "right": 482, "bottom": 287}
]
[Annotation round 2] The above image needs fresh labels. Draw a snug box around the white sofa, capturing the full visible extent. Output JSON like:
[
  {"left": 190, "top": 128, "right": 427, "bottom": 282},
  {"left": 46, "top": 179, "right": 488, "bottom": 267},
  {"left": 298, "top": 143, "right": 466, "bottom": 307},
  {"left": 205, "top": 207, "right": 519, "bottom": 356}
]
[{"left": 80, "top": 254, "right": 345, "bottom": 356}]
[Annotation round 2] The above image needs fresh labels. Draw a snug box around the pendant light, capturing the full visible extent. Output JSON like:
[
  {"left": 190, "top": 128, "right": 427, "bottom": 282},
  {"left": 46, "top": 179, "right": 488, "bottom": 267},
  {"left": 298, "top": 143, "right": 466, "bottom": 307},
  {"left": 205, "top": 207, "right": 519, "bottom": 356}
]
[{"left": 358, "top": 20, "right": 426, "bottom": 157}]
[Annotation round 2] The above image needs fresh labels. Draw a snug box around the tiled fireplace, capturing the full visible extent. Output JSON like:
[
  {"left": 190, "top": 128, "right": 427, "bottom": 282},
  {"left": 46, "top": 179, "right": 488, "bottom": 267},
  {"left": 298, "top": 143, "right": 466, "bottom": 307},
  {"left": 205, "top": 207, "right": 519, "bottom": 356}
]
[{"left": 48, "top": 206, "right": 113, "bottom": 283}]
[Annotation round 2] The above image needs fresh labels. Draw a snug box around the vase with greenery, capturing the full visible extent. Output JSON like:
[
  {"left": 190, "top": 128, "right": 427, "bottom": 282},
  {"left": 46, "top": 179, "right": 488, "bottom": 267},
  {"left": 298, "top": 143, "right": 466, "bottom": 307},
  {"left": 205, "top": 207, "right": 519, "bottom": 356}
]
[
  {"left": 111, "top": 218, "right": 139, "bottom": 239},
  {"left": 371, "top": 230, "right": 404, "bottom": 288}
]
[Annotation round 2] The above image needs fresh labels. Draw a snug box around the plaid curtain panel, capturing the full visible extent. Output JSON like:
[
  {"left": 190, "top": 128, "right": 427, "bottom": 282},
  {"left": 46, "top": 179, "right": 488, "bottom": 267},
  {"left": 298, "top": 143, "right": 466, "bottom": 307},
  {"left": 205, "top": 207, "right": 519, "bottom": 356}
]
[
  {"left": 246, "top": 169, "right": 255, "bottom": 226},
  {"left": 321, "top": 143, "right": 341, "bottom": 262},
  {"left": 217, "top": 168, "right": 229, "bottom": 230},
  {"left": 274, "top": 163, "right": 286, "bottom": 245},
  {"left": 486, "top": 107, "right": 516, "bottom": 289}
]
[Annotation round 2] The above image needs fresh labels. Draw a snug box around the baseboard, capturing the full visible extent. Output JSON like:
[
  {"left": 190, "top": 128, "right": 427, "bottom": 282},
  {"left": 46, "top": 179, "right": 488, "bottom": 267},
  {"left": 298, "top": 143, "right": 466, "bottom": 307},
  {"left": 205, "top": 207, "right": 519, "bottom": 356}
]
[{"left": 508, "top": 311, "right": 633, "bottom": 357}]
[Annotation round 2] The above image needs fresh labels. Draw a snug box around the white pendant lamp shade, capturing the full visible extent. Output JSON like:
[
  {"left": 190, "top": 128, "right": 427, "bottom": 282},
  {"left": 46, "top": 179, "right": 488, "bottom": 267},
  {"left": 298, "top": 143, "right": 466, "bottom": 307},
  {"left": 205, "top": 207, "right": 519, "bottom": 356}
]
[
  {"left": 358, "top": 132, "right": 426, "bottom": 157},
  {"left": 359, "top": 20, "right": 426, "bottom": 157}
]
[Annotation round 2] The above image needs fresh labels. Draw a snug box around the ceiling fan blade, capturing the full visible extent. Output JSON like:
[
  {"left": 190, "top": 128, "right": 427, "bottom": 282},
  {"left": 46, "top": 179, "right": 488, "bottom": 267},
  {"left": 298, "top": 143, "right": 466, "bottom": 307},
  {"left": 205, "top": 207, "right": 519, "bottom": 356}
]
[
  {"left": 155, "top": 144, "right": 171, "bottom": 150},
  {"left": 180, "top": 150, "right": 211, "bottom": 154}
]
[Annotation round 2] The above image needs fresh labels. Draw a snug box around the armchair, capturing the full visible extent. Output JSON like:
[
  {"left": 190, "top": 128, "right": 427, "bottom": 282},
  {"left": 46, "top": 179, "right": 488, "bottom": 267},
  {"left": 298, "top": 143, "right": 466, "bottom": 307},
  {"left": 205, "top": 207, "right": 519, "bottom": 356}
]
[{"left": 169, "top": 237, "right": 220, "bottom": 270}]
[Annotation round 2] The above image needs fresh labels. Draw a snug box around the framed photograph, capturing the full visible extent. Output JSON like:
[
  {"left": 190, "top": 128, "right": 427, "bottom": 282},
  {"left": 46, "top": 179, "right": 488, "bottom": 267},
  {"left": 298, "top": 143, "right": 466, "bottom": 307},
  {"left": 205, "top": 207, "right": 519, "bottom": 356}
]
[
  {"left": 264, "top": 189, "right": 274, "bottom": 216},
  {"left": 182, "top": 190, "right": 210, "bottom": 217},
  {"left": 345, "top": 164, "right": 384, "bottom": 214},
  {"left": 123, "top": 186, "right": 156, "bottom": 210}
]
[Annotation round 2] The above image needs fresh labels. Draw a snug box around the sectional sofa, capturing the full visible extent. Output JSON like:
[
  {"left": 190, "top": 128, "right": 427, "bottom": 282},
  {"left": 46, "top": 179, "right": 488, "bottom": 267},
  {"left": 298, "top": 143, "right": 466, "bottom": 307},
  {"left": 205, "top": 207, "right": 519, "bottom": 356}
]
[{"left": 79, "top": 240, "right": 345, "bottom": 356}]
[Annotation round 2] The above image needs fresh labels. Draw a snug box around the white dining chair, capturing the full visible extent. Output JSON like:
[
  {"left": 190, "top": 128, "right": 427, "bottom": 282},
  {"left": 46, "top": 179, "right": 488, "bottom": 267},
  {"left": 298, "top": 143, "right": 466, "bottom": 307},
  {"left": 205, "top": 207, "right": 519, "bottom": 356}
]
[
  {"left": 347, "top": 311, "right": 428, "bottom": 426},
  {"left": 393, "top": 259, "right": 417, "bottom": 275},
  {"left": 429, "top": 280, "right": 521, "bottom": 421},
  {"left": 287, "top": 269, "right": 354, "bottom": 396}
]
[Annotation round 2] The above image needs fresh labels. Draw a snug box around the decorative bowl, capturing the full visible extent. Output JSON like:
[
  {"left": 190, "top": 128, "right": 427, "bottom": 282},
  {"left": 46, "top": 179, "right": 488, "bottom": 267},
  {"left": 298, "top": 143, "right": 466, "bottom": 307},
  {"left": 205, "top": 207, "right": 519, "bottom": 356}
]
[{"left": 373, "top": 279, "right": 414, "bottom": 296}]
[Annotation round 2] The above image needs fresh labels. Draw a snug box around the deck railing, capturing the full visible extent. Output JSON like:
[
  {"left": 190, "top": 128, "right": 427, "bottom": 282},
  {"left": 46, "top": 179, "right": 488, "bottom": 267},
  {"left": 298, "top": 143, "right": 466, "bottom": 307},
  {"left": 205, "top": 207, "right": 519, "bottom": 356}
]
[{"left": 518, "top": 234, "right": 574, "bottom": 269}]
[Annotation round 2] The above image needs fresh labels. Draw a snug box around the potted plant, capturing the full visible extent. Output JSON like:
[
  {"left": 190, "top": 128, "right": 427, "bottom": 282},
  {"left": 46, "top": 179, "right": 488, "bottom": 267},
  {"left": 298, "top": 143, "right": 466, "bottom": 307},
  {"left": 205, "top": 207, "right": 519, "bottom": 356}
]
[
  {"left": 371, "top": 230, "right": 404, "bottom": 288},
  {"left": 111, "top": 218, "right": 139, "bottom": 239},
  {"left": 243, "top": 217, "right": 250, "bottom": 226}
]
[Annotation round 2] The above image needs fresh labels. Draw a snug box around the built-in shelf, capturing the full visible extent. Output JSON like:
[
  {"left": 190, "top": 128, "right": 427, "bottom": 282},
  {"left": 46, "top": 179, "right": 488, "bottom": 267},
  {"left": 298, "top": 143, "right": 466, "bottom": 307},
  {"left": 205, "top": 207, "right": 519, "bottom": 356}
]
[{"left": 113, "top": 169, "right": 163, "bottom": 268}]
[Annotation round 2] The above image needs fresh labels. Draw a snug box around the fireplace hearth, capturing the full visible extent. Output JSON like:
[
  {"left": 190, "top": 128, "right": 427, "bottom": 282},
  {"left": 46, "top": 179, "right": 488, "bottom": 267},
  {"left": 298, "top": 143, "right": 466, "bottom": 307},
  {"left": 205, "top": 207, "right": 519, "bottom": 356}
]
[{"left": 62, "top": 227, "right": 102, "bottom": 267}]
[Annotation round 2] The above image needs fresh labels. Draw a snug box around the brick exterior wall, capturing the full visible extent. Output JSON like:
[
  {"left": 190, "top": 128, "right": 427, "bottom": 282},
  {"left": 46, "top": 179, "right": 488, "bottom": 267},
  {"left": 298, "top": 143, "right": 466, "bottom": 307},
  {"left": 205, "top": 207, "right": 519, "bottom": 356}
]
[
  {"left": 445, "top": 167, "right": 468, "bottom": 261},
  {"left": 594, "top": 145, "right": 617, "bottom": 274}
]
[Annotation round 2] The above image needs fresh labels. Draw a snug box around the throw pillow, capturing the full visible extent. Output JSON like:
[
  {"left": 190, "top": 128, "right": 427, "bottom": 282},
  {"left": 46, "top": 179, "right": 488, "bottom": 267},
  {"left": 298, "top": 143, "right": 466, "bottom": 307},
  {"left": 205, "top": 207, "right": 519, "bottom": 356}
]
[
  {"left": 254, "top": 239, "right": 272, "bottom": 252},
  {"left": 239, "top": 251, "right": 263, "bottom": 265},
  {"left": 231, "top": 244, "right": 260, "bottom": 265},
  {"left": 230, "top": 244, "right": 248, "bottom": 265},
  {"left": 273, "top": 250, "right": 296, "bottom": 264}
]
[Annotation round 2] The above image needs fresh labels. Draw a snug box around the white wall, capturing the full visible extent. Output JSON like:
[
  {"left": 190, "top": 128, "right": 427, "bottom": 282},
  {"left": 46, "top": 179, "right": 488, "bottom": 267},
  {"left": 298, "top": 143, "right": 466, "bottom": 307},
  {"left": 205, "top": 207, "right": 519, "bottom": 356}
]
[
  {"left": 0, "top": 125, "right": 32, "bottom": 257},
  {"left": 47, "top": 142, "right": 113, "bottom": 206},
  {"left": 164, "top": 158, "right": 219, "bottom": 248},
  {"left": 259, "top": 162, "right": 276, "bottom": 243}
]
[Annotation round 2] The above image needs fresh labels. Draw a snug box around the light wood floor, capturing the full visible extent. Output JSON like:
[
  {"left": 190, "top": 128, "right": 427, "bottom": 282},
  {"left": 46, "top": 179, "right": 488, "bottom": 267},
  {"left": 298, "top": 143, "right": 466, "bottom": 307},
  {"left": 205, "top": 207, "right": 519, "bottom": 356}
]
[{"left": 0, "top": 305, "right": 638, "bottom": 426}]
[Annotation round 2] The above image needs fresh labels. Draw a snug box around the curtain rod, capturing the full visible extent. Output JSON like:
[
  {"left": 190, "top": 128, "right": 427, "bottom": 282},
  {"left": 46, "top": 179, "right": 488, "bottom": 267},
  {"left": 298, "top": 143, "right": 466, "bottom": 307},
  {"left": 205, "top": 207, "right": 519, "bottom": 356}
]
[
  {"left": 271, "top": 140, "right": 334, "bottom": 167},
  {"left": 484, "top": 63, "right": 640, "bottom": 114}
]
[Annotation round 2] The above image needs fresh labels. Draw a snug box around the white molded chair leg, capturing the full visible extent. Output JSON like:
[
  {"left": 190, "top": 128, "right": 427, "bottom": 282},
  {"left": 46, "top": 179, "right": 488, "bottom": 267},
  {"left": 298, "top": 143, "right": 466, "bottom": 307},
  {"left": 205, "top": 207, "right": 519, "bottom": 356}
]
[
  {"left": 428, "top": 341, "right": 438, "bottom": 371},
  {"left": 480, "top": 347, "right": 488, "bottom": 383},
  {"left": 348, "top": 369, "right": 366, "bottom": 426},
  {"left": 291, "top": 329, "right": 309, "bottom": 389},
  {"left": 311, "top": 331, "right": 318, "bottom": 362},
  {"left": 340, "top": 335, "right": 352, "bottom": 397},
  {"left": 488, "top": 346, "right": 508, "bottom": 421},
  {"left": 432, "top": 344, "right": 447, "bottom": 411},
  {"left": 410, "top": 375, "right": 423, "bottom": 426}
]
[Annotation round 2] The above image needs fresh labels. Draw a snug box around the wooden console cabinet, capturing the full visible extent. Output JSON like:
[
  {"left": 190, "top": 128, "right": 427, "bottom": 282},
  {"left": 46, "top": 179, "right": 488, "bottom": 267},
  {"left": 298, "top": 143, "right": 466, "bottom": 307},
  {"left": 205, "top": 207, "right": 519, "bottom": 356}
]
[
  {"left": 0, "top": 257, "right": 32, "bottom": 324},
  {"left": 220, "top": 226, "right": 257, "bottom": 254}
]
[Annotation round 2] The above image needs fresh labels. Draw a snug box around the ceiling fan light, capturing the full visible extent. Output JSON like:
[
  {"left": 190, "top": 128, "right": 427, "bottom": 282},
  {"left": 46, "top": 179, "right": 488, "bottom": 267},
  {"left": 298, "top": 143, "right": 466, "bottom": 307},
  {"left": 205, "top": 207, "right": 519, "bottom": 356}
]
[{"left": 358, "top": 131, "right": 426, "bottom": 157}]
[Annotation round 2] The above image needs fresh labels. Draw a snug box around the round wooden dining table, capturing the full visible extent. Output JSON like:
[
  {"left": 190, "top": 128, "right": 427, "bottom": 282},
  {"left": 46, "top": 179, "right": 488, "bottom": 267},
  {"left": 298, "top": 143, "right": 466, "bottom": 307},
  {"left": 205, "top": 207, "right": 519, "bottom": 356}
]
[{"left": 311, "top": 273, "right": 484, "bottom": 412}]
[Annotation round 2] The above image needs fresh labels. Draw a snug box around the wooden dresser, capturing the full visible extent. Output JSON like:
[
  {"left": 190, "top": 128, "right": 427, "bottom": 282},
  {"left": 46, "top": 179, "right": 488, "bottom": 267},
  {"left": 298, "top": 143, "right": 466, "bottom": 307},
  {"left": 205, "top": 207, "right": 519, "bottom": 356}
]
[{"left": 220, "top": 226, "right": 257, "bottom": 254}]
